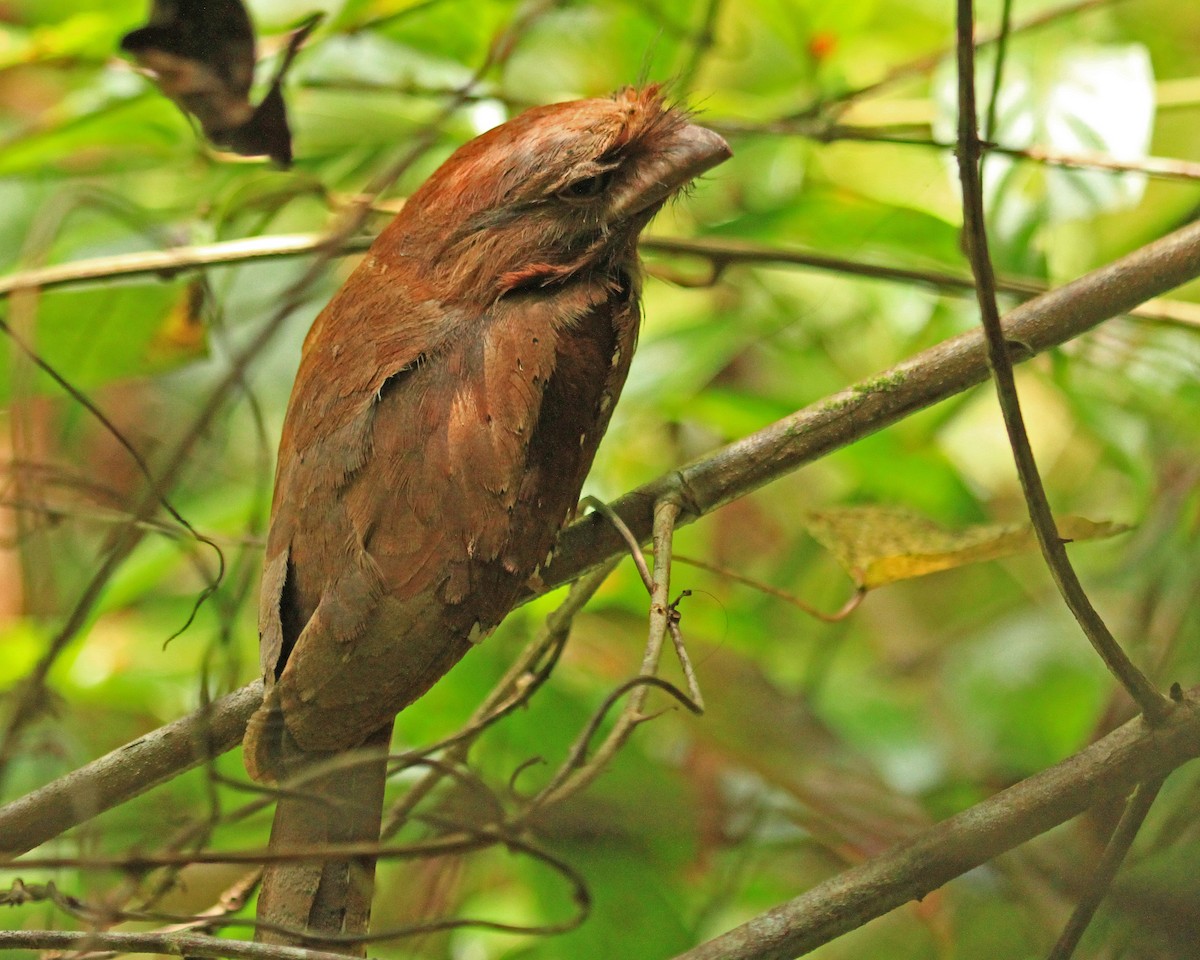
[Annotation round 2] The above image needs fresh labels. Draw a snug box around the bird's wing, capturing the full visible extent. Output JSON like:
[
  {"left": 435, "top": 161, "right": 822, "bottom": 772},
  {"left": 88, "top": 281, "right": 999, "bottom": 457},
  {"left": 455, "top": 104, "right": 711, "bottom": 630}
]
[{"left": 253, "top": 263, "right": 635, "bottom": 763}]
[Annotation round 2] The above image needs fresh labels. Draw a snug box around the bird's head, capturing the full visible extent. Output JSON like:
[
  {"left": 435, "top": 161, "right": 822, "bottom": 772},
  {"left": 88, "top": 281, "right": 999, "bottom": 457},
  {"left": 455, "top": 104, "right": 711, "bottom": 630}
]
[{"left": 379, "top": 86, "right": 731, "bottom": 304}]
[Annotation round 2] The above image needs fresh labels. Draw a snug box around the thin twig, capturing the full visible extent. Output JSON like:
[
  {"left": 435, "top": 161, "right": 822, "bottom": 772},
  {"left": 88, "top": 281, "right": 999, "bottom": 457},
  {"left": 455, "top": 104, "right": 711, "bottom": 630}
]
[
  {"left": 1, "top": 826, "right": 587, "bottom": 950},
  {"left": 673, "top": 554, "right": 865, "bottom": 622},
  {"left": 379, "top": 558, "right": 618, "bottom": 837},
  {"left": 1046, "top": 776, "right": 1167, "bottom": 960},
  {"left": 674, "top": 0, "right": 722, "bottom": 93},
  {"left": 988, "top": 140, "right": 1200, "bottom": 182},
  {"left": 580, "top": 496, "right": 703, "bottom": 705},
  {"left": 34, "top": 869, "right": 262, "bottom": 960},
  {"left": 0, "top": 930, "right": 352, "bottom": 960},
  {"left": 0, "top": 233, "right": 367, "bottom": 296},
  {"left": 796, "top": 125, "right": 1200, "bottom": 183},
  {"left": 982, "top": 0, "right": 1014, "bottom": 141},
  {"left": 666, "top": 592, "right": 705, "bottom": 710},
  {"left": 3, "top": 230, "right": 1196, "bottom": 331},
  {"left": 517, "top": 674, "right": 701, "bottom": 810},
  {"left": 953, "top": 0, "right": 1170, "bottom": 722},
  {"left": 5, "top": 833, "right": 495, "bottom": 871},
  {"left": 524, "top": 498, "right": 694, "bottom": 812},
  {"left": 579, "top": 496, "right": 653, "bottom": 590},
  {"left": 537, "top": 681, "right": 697, "bottom": 811},
  {"left": 0, "top": 232, "right": 1036, "bottom": 300},
  {"left": 0, "top": 314, "right": 226, "bottom": 611},
  {"left": 807, "top": 0, "right": 1131, "bottom": 116},
  {"left": 631, "top": 497, "right": 684, "bottom": 711}
]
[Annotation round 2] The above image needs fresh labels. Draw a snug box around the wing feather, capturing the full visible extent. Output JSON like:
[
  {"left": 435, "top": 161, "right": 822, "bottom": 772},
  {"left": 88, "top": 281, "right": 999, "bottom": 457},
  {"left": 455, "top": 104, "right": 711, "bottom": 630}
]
[{"left": 254, "top": 261, "right": 639, "bottom": 760}]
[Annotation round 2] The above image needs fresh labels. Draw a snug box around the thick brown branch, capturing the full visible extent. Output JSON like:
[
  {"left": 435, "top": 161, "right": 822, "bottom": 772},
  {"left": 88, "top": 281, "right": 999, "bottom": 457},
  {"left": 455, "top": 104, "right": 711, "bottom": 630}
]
[
  {"left": 0, "top": 683, "right": 261, "bottom": 859},
  {"left": 1, "top": 215, "right": 1198, "bottom": 858},
  {"left": 669, "top": 689, "right": 1200, "bottom": 960}
]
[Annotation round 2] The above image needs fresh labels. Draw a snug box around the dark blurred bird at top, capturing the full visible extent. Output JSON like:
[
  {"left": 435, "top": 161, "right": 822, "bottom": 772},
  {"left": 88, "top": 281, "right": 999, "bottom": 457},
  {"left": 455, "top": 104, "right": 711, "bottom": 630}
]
[{"left": 120, "top": 0, "right": 319, "bottom": 166}]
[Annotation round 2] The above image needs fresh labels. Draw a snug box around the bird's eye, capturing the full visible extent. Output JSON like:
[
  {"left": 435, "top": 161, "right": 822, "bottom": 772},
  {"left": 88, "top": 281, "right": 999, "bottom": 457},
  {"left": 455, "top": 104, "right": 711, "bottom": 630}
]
[{"left": 559, "top": 170, "right": 613, "bottom": 200}]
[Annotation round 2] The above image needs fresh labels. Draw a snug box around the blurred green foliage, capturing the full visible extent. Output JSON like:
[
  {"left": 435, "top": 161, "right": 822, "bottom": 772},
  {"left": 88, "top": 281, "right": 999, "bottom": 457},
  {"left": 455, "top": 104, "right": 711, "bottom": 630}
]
[{"left": 1, "top": 1, "right": 1199, "bottom": 958}]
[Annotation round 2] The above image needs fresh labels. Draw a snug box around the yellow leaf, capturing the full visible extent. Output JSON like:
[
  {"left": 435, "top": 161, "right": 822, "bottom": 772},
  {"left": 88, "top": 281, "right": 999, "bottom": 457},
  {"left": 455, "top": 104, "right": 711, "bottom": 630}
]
[
  {"left": 804, "top": 506, "right": 1130, "bottom": 590},
  {"left": 149, "top": 279, "right": 208, "bottom": 361}
]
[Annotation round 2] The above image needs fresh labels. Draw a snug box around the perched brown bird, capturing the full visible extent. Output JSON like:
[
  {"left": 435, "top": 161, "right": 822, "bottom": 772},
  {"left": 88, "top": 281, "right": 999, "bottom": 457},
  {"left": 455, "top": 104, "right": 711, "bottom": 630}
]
[{"left": 243, "top": 86, "right": 729, "bottom": 948}]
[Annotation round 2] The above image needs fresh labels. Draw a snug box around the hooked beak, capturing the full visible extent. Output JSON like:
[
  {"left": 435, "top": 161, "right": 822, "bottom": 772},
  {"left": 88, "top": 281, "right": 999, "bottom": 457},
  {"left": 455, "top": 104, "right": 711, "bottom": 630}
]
[{"left": 609, "top": 122, "right": 732, "bottom": 220}]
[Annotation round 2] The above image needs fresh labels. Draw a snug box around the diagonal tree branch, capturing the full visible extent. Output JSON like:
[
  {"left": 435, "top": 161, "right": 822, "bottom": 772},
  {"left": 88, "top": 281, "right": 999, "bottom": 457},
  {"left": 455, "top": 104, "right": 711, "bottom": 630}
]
[
  {"left": 0, "top": 683, "right": 261, "bottom": 859},
  {"left": 1046, "top": 775, "right": 1166, "bottom": 960},
  {"left": 540, "top": 214, "right": 1200, "bottom": 591},
  {"left": 1, "top": 214, "right": 1198, "bottom": 860},
  {"left": 668, "top": 689, "right": 1200, "bottom": 960}
]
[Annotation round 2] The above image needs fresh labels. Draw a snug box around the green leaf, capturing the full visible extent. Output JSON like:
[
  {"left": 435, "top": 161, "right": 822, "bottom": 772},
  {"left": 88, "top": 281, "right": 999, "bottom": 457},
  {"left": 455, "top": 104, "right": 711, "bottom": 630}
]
[{"left": 0, "top": 280, "right": 207, "bottom": 404}]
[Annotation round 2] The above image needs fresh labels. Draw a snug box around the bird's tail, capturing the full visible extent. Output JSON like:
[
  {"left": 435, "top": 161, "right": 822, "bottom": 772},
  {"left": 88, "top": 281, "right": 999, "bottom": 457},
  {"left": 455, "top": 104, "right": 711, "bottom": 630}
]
[{"left": 254, "top": 722, "right": 393, "bottom": 955}]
